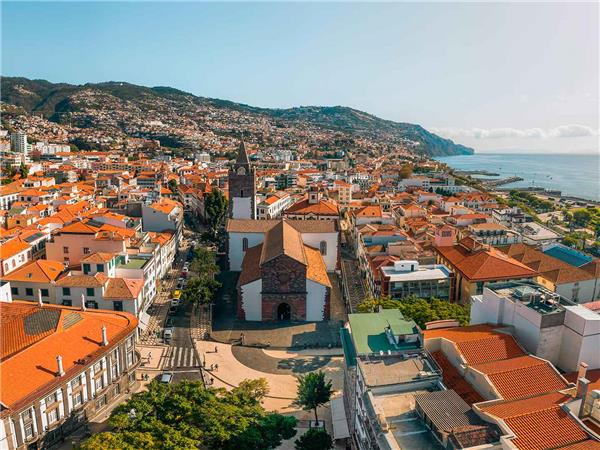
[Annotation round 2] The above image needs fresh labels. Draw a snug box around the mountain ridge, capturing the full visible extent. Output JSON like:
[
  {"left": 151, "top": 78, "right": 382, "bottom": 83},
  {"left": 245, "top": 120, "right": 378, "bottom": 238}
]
[{"left": 0, "top": 76, "right": 474, "bottom": 157}]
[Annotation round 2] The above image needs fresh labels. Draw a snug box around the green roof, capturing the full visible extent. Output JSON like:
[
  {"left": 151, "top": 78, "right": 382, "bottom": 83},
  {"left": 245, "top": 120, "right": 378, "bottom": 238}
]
[
  {"left": 117, "top": 258, "right": 147, "bottom": 269},
  {"left": 347, "top": 309, "right": 420, "bottom": 355}
]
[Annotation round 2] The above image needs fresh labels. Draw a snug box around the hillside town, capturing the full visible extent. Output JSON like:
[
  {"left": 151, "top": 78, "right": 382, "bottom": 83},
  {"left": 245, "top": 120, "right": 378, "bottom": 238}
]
[{"left": 1, "top": 121, "right": 600, "bottom": 450}]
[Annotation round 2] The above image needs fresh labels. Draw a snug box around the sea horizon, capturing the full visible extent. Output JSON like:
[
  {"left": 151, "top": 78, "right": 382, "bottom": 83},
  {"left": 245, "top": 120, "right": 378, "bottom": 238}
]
[{"left": 436, "top": 152, "right": 600, "bottom": 202}]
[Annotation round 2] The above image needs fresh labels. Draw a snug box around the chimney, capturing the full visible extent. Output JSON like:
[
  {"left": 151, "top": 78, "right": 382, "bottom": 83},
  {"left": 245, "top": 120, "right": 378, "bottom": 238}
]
[
  {"left": 101, "top": 325, "right": 108, "bottom": 346},
  {"left": 577, "top": 378, "right": 591, "bottom": 417},
  {"left": 80, "top": 293, "right": 86, "bottom": 311},
  {"left": 37, "top": 289, "right": 44, "bottom": 307},
  {"left": 577, "top": 362, "right": 588, "bottom": 381},
  {"left": 56, "top": 355, "right": 65, "bottom": 377}
]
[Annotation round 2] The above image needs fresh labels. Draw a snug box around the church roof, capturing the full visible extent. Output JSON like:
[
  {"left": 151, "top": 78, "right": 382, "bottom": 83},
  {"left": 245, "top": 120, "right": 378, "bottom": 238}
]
[{"left": 260, "top": 220, "right": 306, "bottom": 266}]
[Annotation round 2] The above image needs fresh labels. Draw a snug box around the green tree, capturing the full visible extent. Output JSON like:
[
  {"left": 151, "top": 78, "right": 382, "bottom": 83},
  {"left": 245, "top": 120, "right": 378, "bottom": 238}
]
[
  {"left": 294, "top": 428, "right": 334, "bottom": 450},
  {"left": 357, "top": 295, "right": 470, "bottom": 329},
  {"left": 204, "top": 188, "right": 228, "bottom": 239},
  {"left": 573, "top": 209, "right": 592, "bottom": 227},
  {"left": 190, "top": 247, "right": 220, "bottom": 278},
  {"left": 168, "top": 179, "right": 179, "bottom": 194},
  {"left": 18, "top": 163, "right": 28, "bottom": 178},
  {"left": 182, "top": 276, "right": 221, "bottom": 306},
  {"left": 79, "top": 379, "right": 296, "bottom": 450},
  {"left": 294, "top": 371, "right": 333, "bottom": 425}
]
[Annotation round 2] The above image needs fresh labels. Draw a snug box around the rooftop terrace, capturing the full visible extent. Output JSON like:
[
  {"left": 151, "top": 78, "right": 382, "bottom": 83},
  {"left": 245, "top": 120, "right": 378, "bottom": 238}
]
[{"left": 487, "top": 281, "right": 572, "bottom": 316}]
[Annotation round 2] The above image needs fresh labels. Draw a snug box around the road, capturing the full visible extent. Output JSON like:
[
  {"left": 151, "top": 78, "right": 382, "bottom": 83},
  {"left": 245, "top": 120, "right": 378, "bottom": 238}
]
[{"left": 139, "top": 226, "right": 206, "bottom": 385}]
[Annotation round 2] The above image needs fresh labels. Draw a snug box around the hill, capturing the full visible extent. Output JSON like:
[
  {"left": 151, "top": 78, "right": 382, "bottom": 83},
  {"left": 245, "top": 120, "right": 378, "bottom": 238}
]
[{"left": 0, "top": 77, "right": 473, "bottom": 157}]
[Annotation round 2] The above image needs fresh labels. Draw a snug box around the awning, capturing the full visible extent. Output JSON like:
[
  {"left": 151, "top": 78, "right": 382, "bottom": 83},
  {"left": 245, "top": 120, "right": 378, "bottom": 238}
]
[
  {"left": 331, "top": 397, "right": 350, "bottom": 440},
  {"left": 137, "top": 311, "right": 151, "bottom": 331}
]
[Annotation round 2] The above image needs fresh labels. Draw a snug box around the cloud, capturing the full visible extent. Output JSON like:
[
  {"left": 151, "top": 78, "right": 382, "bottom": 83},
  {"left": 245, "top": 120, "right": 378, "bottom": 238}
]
[{"left": 430, "top": 124, "right": 598, "bottom": 140}]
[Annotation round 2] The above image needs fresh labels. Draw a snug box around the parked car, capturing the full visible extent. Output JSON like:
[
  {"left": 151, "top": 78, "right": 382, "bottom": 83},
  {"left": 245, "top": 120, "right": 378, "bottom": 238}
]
[
  {"left": 168, "top": 305, "right": 178, "bottom": 315},
  {"left": 170, "top": 298, "right": 180, "bottom": 307},
  {"left": 163, "top": 328, "right": 173, "bottom": 343},
  {"left": 159, "top": 372, "right": 173, "bottom": 384},
  {"left": 164, "top": 317, "right": 173, "bottom": 328}
]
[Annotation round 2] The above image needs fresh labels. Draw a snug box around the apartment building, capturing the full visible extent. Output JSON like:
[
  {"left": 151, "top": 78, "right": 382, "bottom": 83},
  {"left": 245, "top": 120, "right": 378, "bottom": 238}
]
[{"left": 0, "top": 301, "right": 139, "bottom": 450}]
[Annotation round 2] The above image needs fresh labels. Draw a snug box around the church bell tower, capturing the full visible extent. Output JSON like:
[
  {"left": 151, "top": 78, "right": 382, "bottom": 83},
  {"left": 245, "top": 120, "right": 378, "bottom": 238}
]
[{"left": 228, "top": 139, "right": 256, "bottom": 219}]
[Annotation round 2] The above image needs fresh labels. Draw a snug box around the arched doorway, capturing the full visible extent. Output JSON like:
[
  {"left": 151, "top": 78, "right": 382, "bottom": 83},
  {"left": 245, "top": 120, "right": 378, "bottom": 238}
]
[{"left": 277, "top": 303, "right": 291, "bottom": 321}]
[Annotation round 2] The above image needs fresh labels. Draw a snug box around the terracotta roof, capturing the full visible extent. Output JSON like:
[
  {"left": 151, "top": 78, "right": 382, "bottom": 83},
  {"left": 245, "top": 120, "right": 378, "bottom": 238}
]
[
  {"left": 558, "top": 440, "right": 600, "bottom": 450},
  {"left": 479, "top": 391, "right": 572, "bottom": 418},
  {"left": 60, "top": 221, "right": 98, "bottom": 234},
  {"left": 435, "top": 243, "right": 537, "bottom": 282},
  {"left": 103, "top": 278, "right": 143, "bottom": 299},
  {"left": 226, "top": 218, "right": 338, "bottom": 234},
  {"left": 285, "top": 198, "right": 339, "bottom": 216},
  {"left": 431, "top": 351, "right": 484, "bottom": 406},
  {"left": 424, "top": 324, "right": 526, "bottom": 365},
  {"left": 564, "top": 368, "right": 600, "bottom": 391},
  {"left": 355, "top": 205, "right": 383, "bottom": 217},
  {"left": 304, "top": 245, "right": 331, "bottom": 287},
  {"left": 238, "top": 244, "right": 263, "bottom": 286},
  {"left": 502, "top": 244, "right": 595, "bottom": 285},
  {"left": 81, "top": 252, "right": 116, "bottom": 263},
  {"left": 56, "top": 273, "right": 108, "bottom": 288},
  {"left": 261, "top": 220, "right": 306, "bottom": 265},
  {"left": 505, "top": 406, "right": 589, "bottom": 450},
  {"left": 472, "top": 355, "right": 568, "bottom": 400},
  {"left": 2, "top": 259, "right": 65, "bottom": 283},
  {"left": 0, "top": 302, "right": 137, "bottom": 410},
  {"left": 0, "top": 238, "right": 30, "bottom": 260}
]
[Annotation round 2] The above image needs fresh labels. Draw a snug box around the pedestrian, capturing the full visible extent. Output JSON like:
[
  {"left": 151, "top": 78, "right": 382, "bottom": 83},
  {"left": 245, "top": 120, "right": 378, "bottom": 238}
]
[
  {"left": 210, "top": 377, "right": 214, "bottom": 385},
  {"left": 215, "top": 363, "right": 219, "bottom": 372},
  {"left": 210, "top": 364, "right": 214, "bottom": 371},
  {"left": 214, "top": 346, "right": 218, "bottom": 353},
  {"left": 148, "top": 352, "right": 152, "bottom": 360}
]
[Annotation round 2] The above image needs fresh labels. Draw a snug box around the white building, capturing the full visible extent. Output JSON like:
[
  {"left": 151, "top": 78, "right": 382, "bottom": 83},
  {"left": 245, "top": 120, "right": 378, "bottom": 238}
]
[
  {"left": 470, "top": 281, "right": 600, "bottom": 372},
  {"left": 10, "top": 132, "right": 30, "bottom": 155},
  {"left": 256, "top": 192, "right": 293, "bottom": 219}
]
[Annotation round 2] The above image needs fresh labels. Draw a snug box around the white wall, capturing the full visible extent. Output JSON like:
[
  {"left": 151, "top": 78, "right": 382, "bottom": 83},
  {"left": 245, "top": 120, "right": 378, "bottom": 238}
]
[
  {"left": 240, "top": 279, "right": 262, "bottom": 321},
  {"left": 300, "top": 232, "right": 338, "bottom": 272},
  {"left": 232, "top": 196, "right": 253, "bottom": 219},
  {"left": 306, "top": 280, "right": 327, "bottom": 321},
  {"left": 229, "top": 232, "right": 266, "bottom": 271},
  {"left": 558, "top": 306, "right": 600, "bottom": 371},
  {"left": 556, "top": 280, "right": 598, "bottom": 303}
]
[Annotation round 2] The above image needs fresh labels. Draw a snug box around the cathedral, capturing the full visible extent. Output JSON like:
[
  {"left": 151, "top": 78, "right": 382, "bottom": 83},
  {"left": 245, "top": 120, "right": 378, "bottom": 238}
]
[{"left": 226, "top": 139, "right": 339, "bottom": 322}]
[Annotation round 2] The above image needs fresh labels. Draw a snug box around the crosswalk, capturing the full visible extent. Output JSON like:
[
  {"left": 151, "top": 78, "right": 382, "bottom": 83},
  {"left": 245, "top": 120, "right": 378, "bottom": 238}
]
[{"left": 164, "top": 346, "right": 200, "bottom": 369}]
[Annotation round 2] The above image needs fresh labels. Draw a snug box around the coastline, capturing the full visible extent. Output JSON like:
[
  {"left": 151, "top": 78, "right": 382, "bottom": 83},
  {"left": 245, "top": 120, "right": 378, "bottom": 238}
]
[{"left": 435, "top": 153, "right": 600, "bottom": 203}]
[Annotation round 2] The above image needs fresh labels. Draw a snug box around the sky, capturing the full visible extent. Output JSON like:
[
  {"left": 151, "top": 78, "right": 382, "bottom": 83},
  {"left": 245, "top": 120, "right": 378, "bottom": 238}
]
[{"left": 2, "top": 1, "right": 599, "bottom": 154}]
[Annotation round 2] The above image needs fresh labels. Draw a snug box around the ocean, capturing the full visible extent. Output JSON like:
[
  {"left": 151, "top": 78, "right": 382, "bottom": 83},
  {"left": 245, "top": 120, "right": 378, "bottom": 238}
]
[{"left": 435, "top": 153, "right": 600, "bottom": 202}]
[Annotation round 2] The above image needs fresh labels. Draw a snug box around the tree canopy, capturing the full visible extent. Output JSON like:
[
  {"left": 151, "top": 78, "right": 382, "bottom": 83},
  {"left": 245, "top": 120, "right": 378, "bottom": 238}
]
[
  {"left": 79, "top": 379, "right": 296, "bottom": 450},
  {"left": 182, "top": 275, "right": 221, "bottom": 306},
  {"left": 294, "top": 428, "right": 334, "bottom": 450},
  {"left": 357, "top": 295, "right": 470, "bottom": 329},
  {"left": 294, "top": 371, "right": 333, "bottom": 424},
  {"left": 204, "top": 188, "right": 228, "bottom": 239}
]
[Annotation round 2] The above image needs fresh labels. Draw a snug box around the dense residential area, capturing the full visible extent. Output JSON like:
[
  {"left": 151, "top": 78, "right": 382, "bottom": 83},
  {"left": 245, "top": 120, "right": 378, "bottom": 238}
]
[{"left": 1, "top": 107, "right": 600, "bottom": 450}]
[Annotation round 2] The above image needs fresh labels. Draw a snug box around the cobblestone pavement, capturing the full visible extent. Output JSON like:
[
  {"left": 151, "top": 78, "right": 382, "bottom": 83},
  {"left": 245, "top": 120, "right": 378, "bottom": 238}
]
[{"left": 190, "top": 304, "right": 211, "bottom": 340}]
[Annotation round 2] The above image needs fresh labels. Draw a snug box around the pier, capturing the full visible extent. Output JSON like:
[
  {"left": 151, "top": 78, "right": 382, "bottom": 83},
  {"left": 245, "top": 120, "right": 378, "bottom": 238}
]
[{"left": 482, "top": 176, "right": 523, "bottom": 187}]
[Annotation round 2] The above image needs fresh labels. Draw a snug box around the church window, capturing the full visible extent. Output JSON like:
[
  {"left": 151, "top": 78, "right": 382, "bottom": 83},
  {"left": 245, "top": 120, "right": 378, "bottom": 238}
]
[
  {"left": 319, "top": 241, "right": 327, "bottom": 256},
  {"left": 242, "top": 238, "right": 248, "bottom": 251},
  {"left": 237, "top": 167, "right": 246, "bottom": 176},
  {"left": 240, "top": 189, "right": 244, "bottom": 197}
]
